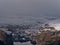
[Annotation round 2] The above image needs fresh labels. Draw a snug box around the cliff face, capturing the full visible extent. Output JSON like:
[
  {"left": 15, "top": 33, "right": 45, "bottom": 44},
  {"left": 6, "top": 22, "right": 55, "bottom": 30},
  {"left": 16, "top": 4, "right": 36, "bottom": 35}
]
[
  {"left": 0, "top": 30, "right": 7, "bottom": 44},
  {"left": 32, "top": 30, "right": 60, "bottom": 45},
  {"left": 0, "top": 30, "right": 13, "bottom": 45}
]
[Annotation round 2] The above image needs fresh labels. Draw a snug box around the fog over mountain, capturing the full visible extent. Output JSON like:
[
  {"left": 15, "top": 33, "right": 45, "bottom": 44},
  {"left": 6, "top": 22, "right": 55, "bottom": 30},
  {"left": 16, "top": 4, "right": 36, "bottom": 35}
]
[{"left": 0, "top": 0, "right": 60, "bottom": 24}]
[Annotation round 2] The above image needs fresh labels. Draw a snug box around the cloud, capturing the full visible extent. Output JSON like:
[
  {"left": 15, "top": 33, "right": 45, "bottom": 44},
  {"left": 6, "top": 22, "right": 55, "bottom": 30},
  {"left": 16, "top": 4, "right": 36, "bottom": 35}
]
[
  {"left": 0, "top": 0, "right": 60, "bottom": 24},
  {"left": 49, "top": 19, "right": 60, "bottom": 30}
]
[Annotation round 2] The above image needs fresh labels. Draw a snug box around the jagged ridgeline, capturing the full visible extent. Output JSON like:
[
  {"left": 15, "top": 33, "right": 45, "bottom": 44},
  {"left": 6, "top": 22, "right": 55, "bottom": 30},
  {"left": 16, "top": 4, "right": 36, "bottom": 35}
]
[{"left": 31, "top": 24, "right": 60, "bottom": 45}]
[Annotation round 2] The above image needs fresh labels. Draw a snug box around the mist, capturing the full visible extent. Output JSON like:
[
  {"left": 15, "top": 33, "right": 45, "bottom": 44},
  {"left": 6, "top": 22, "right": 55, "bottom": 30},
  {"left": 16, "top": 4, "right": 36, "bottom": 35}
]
[{"left": 0, "top": 0, "right": 60, "bottom": 24}]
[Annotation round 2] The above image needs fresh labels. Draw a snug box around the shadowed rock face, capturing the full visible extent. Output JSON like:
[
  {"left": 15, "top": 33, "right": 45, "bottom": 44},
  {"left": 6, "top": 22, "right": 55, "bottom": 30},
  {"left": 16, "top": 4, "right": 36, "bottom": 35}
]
[
  {"left": 0, "top": 30, "right": 8, "bottom": 45},
  {"left": 0, "top": 30, "right": 7, "bottom": 44},
  {"left": 0, "top": 30, "right": 13, "bottom": 45},
  {"left": 0, "top": 41, "right": 5, "bottom": 45}
]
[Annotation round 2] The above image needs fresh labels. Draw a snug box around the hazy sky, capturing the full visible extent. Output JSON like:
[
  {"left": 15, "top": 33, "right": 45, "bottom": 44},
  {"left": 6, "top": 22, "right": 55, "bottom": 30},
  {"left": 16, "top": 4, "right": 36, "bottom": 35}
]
[{"left": 0, "top": 0, "right": 60, "bottom": 24}]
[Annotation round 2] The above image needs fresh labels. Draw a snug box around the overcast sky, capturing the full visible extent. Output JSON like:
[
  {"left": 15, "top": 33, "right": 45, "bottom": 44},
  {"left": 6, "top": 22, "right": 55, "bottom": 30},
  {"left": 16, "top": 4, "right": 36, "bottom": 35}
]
[{"left": 0, "top": 0, "right": 60, "bottom": 24}]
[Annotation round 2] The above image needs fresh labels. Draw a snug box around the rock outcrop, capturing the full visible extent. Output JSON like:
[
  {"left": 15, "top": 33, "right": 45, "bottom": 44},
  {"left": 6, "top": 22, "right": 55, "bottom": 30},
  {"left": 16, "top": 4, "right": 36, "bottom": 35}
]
[{"left": 0, "top": 30, "right": 13, "bottom": 45}]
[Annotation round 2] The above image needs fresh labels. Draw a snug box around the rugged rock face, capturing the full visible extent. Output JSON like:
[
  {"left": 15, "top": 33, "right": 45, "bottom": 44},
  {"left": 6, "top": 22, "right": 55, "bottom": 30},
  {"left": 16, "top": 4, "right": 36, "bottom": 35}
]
[
  {"left": 0, "top": 30, "right": 13, "bottom": 45},
  {"left": 0, "top": 30, "right": 7, "bottom": 45},
  {"left": 32, "top": 30, "right": 60, "bottom": 45}
]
